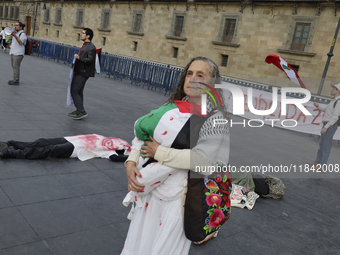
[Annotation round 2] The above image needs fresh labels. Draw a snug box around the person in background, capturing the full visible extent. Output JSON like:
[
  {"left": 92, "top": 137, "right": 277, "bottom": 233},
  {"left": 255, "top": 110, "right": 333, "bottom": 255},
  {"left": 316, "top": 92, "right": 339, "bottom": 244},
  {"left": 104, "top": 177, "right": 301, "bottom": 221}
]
[
  {"left": 307, "top": 83, "right": 340, "bottom": 171},
  {"left": 7, "top": 22, "right": 27, "bottom": 85},
  {"left": 68, "top": 28, "right": 96, "bottom": 120},
  {"left": 0, "top": 27, "right": 8, "bottom": 52}
]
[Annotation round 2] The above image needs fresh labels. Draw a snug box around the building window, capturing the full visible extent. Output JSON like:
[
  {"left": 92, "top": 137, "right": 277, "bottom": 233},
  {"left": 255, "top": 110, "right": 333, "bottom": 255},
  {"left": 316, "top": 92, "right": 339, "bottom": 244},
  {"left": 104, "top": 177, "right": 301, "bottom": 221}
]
[
  {"left": 56, "top": 30, "right": 59, "bottom": 38},
  {"left": 14, "top": 7, "right": 19, "bottom": 20},
  {"left": 169, "top": 13, "right": 186, "bottom": 38},
  {"left": 130, "top": 10, "right": 143, "bottom": 33},
  {"left": 101, "top": 10, "right": 110, "bottom": 30},
  {"left": 289, "top": 64, "right": 299, "bottom": 73},
  {"left": 216, "top": 14, "right": 239, "bottom": 44},
  {"left": 173, "top": 47, "right": 178, "bottom": 58},
  {"left": 43, "top": 8, "right": 50, "bottom": 23},
  {"left": 9, "top": 6, "right": 14, "bottom": 19},
  {"left": 223, "top": 19, "right": 236, "bottom": 43},
  {"left": 0, "top": 6, "right": 3, "bottom": 18},
  {"left": 174, "top": 16, "right": 184, "bottom": 37},
  {"left": 45, "top": 29, "right": 48, "bottom": 36},
  {"left": 103, "top": 37, "right": 106, "bottom": 46},
  {"left": 77, "top": 33, "right": 80, "bottom": 41},
  {"left": 221, "top": 55, "right": 228, "bottom": 67},
  {"left": 75, "top": 9, "right": 83, "bottom": 27},
  {"left": 291, "top": 23, "right": 310, "bottom": 51},
  {"left": 4, "top": 6, "right": 8, "bottom": 19},
  {"left": 133, "top": 41, "right": 138, "bottom": 51},
  {"left": 133, "top": 14, "right": 142, "bottom": 32},
  {"left": 55, "top": 8, "right": 62, "bottom": 24},
  {"left": 285, "top": 17, "right": 316, "bottom": 52}
]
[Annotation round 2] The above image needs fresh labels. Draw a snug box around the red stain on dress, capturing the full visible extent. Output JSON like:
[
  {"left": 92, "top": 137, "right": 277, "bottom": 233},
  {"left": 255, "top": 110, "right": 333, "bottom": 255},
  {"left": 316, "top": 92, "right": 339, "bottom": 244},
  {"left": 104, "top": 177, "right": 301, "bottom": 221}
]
[
  {"left": 145, "top": 202, "right": 149, "bottom": 212},
  {"left": 150, "top": 181, "right": 161, "bottom": 187},
  {"left": 161, "top": 131, "right": 168, "bottom": 135}
]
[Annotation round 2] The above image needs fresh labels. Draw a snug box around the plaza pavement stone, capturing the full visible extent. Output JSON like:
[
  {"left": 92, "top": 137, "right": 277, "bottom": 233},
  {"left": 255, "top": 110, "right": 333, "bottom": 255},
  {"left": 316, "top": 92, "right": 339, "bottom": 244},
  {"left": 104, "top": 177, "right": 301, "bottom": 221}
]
[{"left": 0, "top": 50, "right": 340, "bottom": 254}]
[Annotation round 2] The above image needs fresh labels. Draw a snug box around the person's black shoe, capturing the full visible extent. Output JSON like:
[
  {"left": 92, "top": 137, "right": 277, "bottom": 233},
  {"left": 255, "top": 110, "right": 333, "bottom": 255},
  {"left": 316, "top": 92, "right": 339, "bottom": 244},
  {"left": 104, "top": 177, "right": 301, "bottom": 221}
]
[
  {"left": 8, "top": 80, "right": 19, "bottom": 85},
  {"left": 73, "top": 111, "right": 88, "bottom": 120},
  {"left": 68, "top": 110, "right": 79, "bottom": 117},
  {"left": 0, "top": 143, "right": 9, "bottom": 158},
  {"left": 109, "top": 154, "right": 129, "bottom": 162}
]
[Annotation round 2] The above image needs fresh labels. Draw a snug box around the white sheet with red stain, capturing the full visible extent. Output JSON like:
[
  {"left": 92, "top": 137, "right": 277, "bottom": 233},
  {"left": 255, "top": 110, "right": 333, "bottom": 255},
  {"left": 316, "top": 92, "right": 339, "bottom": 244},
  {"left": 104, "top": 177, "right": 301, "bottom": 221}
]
[{"left": 65, "top": 134, "right": 131, "bottom": 161}]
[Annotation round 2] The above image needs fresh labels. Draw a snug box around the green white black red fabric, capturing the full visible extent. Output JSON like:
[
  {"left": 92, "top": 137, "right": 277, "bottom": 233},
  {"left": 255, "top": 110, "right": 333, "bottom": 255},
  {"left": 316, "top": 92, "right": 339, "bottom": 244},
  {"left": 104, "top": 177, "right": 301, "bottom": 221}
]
[
  {"left": 122, "top": 101, "right": 196, "bottom": 255},
  {"left": 123, "top": 101, "right": 196, "bottom": 207}
]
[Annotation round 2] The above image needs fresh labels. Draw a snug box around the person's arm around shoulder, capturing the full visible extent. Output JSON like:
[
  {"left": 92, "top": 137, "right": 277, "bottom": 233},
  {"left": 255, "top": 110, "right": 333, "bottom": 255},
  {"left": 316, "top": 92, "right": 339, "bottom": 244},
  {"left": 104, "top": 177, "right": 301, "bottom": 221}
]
[{"left": 141, "top": 136, "right": 215, "bottom": 175}]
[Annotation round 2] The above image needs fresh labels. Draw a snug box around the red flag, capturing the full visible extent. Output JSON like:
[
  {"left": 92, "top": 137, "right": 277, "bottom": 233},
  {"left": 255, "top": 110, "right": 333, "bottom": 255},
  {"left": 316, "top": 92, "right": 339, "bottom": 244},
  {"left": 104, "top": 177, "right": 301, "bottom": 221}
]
[{"left": 265, "top": 54, "right": 306, "bottom": 89}]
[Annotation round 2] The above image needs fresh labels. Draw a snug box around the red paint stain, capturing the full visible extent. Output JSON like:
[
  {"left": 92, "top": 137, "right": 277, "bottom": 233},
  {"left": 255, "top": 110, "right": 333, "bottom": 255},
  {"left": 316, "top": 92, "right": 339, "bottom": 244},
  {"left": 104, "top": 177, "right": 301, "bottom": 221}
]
[
  {"left": 168, "top": 174, "right": 172, "bottom": 176},
  {"left": 135, "top": 196, "right": 137, "bottom": 202},
  {"left": 161, "top": 131, "right": 168, "bottom": 135},
  {"left": 150, "top": 181, "right": 161, "bottom": 187},
  {"left": 159, "top": 220, "right": 162, "bottom": 226},
  {"left": 145, "top": 202, "right": 149, "bottom": 212},
  {"left": 137, "top": 189, "right": 144, "bottom": 193}
]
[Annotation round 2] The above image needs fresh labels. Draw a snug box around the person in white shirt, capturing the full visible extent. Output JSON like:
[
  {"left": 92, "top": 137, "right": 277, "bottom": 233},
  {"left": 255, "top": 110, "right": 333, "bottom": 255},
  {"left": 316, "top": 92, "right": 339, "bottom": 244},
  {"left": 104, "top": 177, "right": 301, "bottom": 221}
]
[
  {"left": 6, "top": 21, "right": 27, "bottom": 85},
  {"left": 0, "top": 27, "right": 7, "bottom": 52},
  {"left": 307, "top": 83, "right": 340, "bottom": 170}
]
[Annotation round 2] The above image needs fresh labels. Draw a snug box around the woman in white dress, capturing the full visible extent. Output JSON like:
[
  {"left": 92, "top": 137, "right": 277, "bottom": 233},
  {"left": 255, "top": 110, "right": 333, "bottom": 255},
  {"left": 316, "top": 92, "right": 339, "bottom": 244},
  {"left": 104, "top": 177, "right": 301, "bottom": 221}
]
[{"left": 121, "top": 57, "right": 230, "bottom": 255}]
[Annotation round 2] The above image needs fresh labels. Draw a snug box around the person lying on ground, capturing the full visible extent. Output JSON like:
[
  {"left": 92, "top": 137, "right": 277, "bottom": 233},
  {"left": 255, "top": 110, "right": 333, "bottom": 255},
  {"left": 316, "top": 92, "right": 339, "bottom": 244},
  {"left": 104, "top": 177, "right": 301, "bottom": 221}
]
[{"left": 0, "top": 134, "right": 131, "bottom": 162}]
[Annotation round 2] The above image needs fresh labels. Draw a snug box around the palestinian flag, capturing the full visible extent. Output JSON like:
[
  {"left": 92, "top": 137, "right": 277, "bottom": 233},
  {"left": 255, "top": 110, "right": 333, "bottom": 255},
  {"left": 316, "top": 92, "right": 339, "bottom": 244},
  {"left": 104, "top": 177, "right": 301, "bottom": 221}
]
[
  {"left": 265, "top": 54, "right": 306, "bottom": 89},
  {"left": 95, "top": 48, "right": 102, "bottom": 74},
  {"left": 123, "top": 101, "right": 205, "bottom": 209},
  {"left": 135, "top": 101, "right": 203, "bottom": 145}
]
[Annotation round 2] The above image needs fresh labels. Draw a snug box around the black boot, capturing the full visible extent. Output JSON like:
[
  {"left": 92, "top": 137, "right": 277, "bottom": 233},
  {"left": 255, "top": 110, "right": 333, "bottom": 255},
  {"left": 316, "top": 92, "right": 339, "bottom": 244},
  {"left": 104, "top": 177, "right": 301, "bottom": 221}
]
[{"left": 0, "top": 143, "right": 9, "bottom": 158}]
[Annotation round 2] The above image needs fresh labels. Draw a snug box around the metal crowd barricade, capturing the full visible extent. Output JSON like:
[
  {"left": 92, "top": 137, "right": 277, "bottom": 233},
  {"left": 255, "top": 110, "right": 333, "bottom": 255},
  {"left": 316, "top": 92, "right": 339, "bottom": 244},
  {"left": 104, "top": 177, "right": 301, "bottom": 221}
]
[
  {"left": 100, "top": 54, "right": 113, "bottom": 74},
  {"left": 130, "top": 61, "right": 149, "bottom": 86},
  {"left": 164, "top": 69, "right": 182, "bottom": 94},
  {"left": 145, "top": 65, "right": 168, "bottom": 91},
  {"left": 108, "top": 57, "right": 133, "bottom": 80}
]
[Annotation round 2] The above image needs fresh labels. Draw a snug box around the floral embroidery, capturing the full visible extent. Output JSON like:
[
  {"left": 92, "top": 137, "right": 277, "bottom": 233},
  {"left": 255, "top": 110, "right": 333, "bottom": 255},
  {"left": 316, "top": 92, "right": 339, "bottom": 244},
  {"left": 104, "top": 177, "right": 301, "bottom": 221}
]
[
  {"left": 203, "top": 173, "right": 231, "bottom": 235},
  {"left": 206, "top": 193, "right": 222, "bottom": 207}
]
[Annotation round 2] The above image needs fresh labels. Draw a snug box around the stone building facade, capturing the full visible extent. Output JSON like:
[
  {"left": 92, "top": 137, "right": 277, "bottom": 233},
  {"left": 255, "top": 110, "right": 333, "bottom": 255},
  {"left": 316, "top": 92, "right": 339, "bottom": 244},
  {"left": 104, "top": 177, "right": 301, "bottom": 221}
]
[{"left": 1, "top": 0, "right": 340, "bottom": 96}]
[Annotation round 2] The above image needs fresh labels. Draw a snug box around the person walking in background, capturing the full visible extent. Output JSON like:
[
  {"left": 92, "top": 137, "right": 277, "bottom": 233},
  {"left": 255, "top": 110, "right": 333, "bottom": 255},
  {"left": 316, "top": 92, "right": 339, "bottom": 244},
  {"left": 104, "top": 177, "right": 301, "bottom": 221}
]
[
  {"left": 307, "top": 83, "right": 340, "bottom": 170},
  {"left": 7, "top": 22, "right": 27, "bottom": 85},
  {"left": 0, "top": 27, "right": 8, "bottom": 52},
  {"left": 68, "top": 28, "right": 96, "bottom": 120}
]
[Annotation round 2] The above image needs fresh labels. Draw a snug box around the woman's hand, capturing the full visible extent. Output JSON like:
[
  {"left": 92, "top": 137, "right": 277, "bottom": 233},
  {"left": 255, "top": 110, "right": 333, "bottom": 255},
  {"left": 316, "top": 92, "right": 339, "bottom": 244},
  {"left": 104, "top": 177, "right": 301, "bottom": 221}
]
[
  {"left": 126, "top": 161, "right": 144, "bottom": 192},
  {"left": 140, "top": 135, "right": 160, "bottom": 158}
]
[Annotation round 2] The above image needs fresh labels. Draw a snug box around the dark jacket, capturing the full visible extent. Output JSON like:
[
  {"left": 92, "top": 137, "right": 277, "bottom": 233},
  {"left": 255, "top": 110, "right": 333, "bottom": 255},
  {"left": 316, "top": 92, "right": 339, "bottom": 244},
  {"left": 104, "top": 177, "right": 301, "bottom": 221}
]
[{"left": 75, "top": 41, "right": 96, "bottom": 78}]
